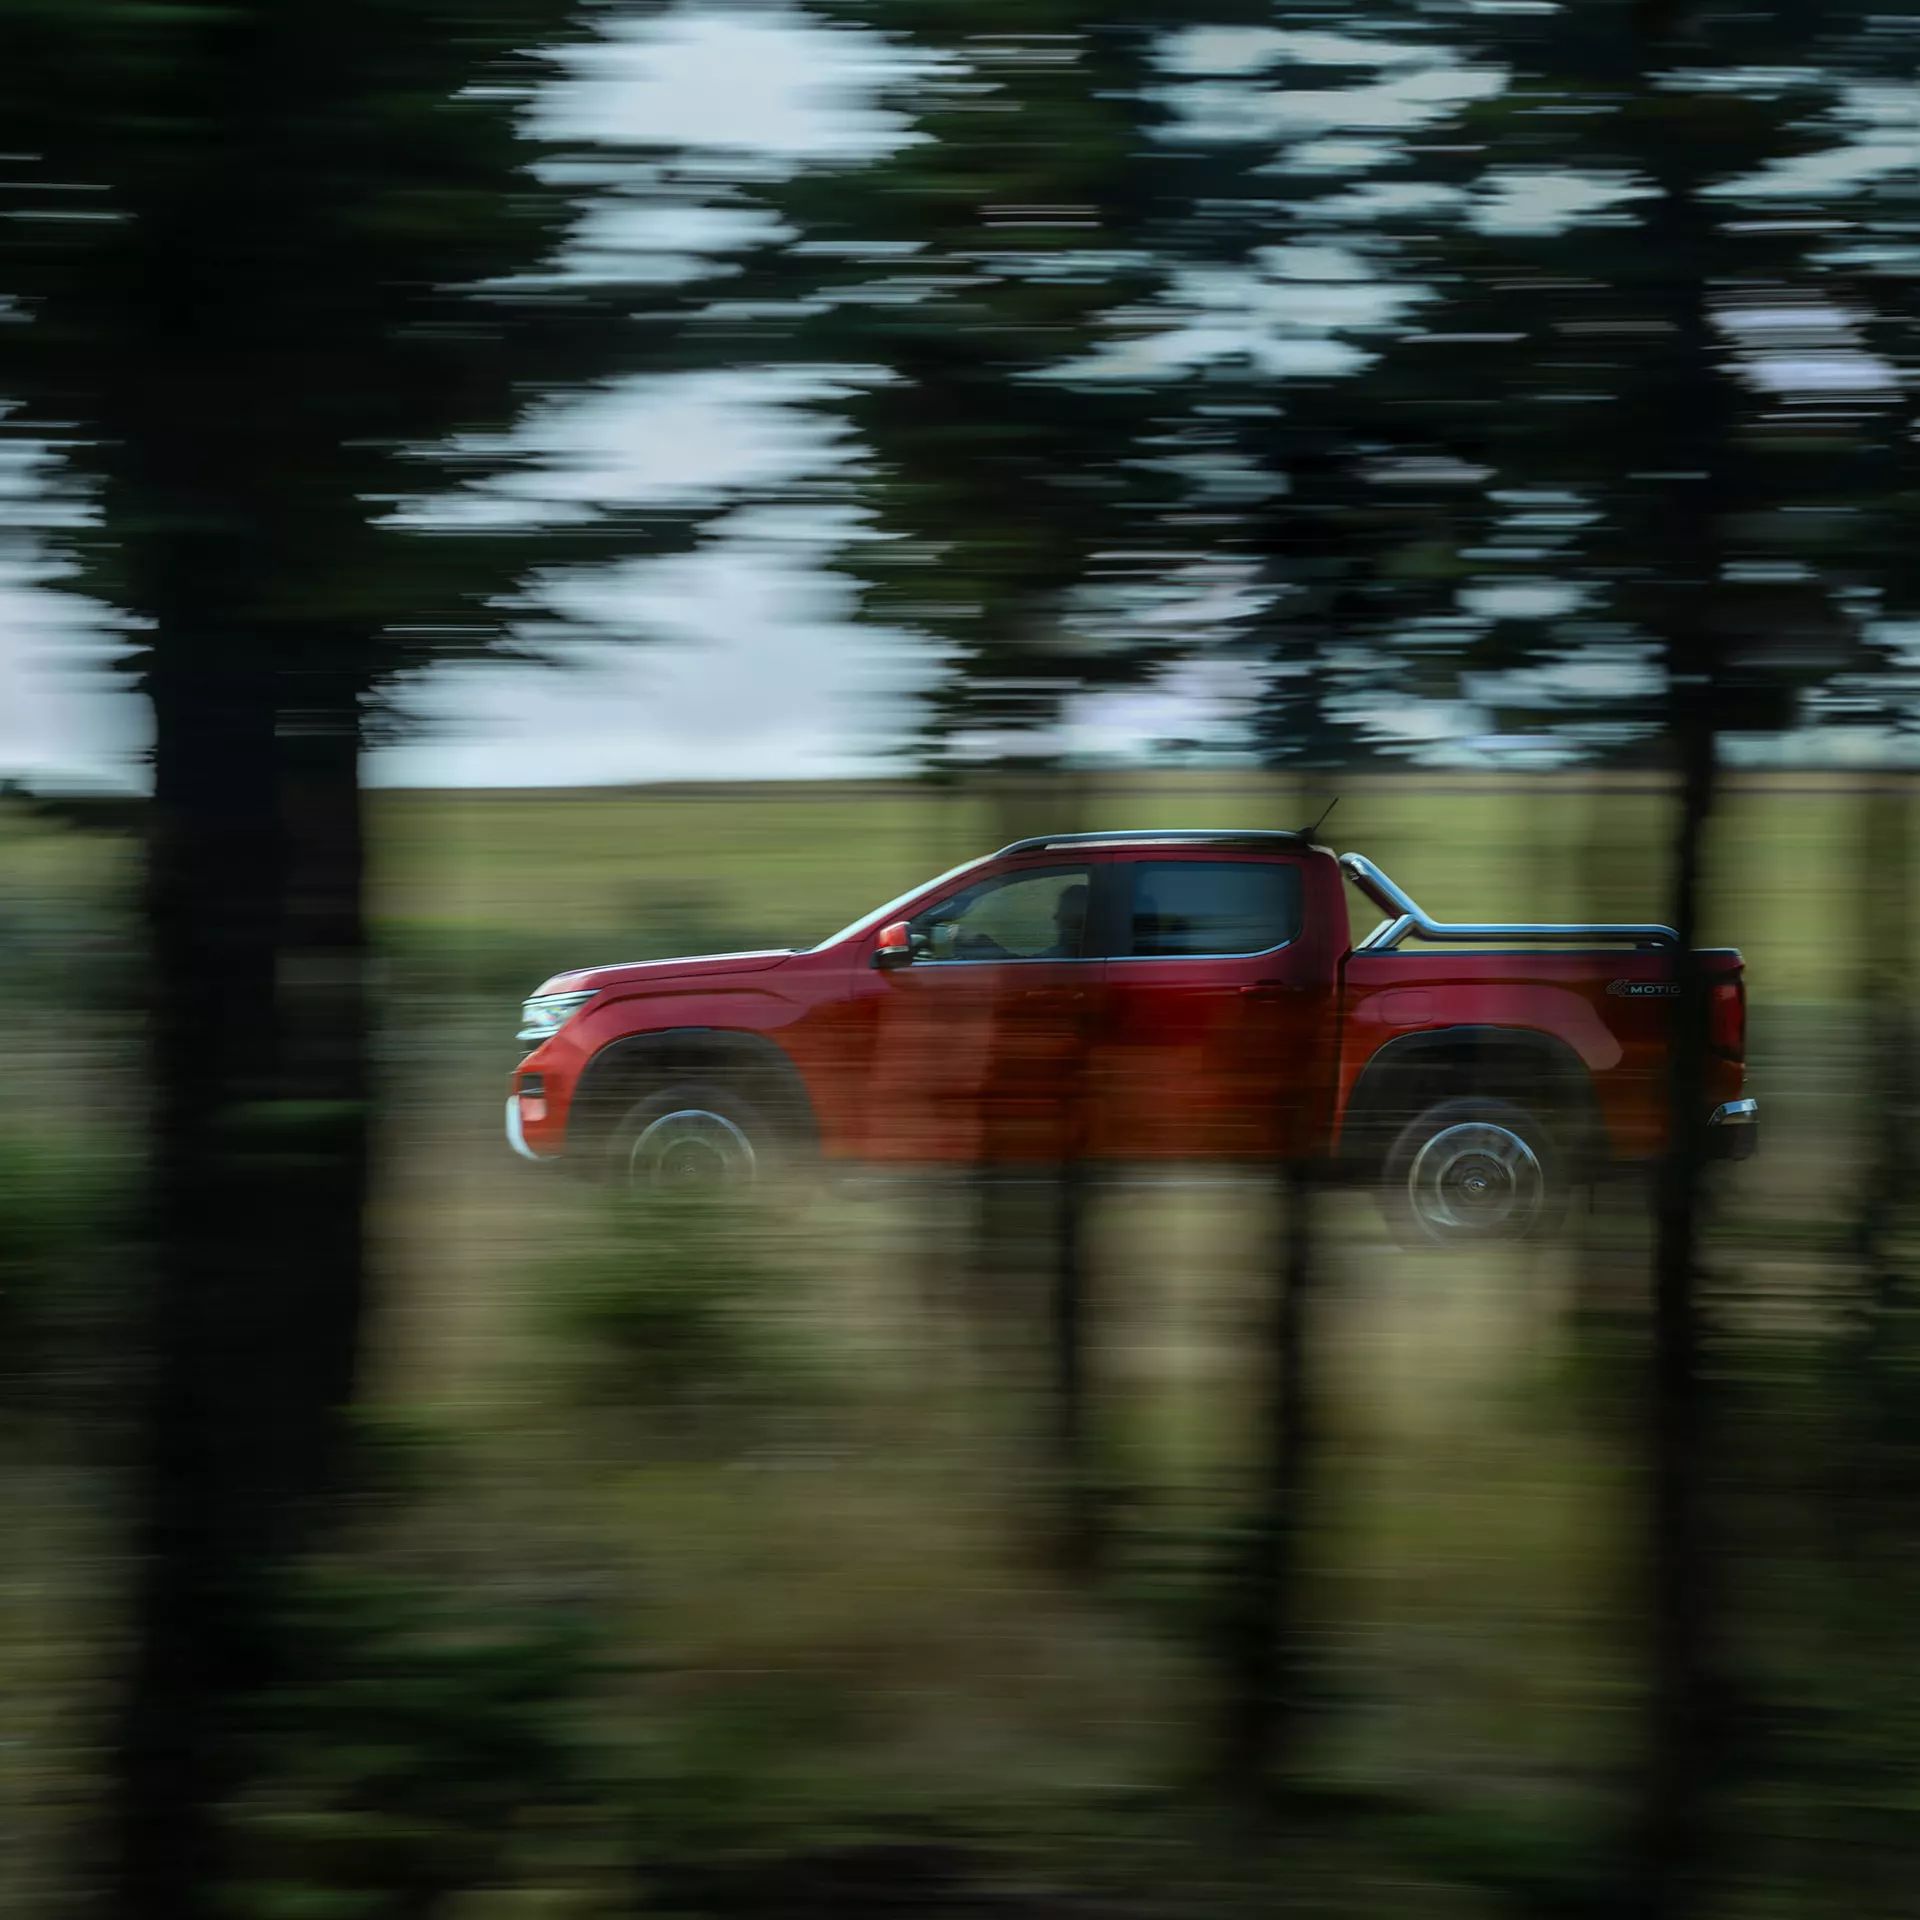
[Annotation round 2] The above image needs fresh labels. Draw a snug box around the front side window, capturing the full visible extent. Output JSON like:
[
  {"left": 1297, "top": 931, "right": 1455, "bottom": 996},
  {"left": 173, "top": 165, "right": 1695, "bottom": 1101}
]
[
  {"left": 909, "top": 866, "right": 1092, "bottom": 963},
  {"left": 1126, "top": 860, "right": 1301, "bottom": 958}
]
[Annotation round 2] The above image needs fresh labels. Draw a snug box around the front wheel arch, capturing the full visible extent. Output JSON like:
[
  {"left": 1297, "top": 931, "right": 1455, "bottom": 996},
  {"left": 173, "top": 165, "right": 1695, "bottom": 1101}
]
[{"left": 570, "top": 1028, "right": 818, "bottom": 1161}]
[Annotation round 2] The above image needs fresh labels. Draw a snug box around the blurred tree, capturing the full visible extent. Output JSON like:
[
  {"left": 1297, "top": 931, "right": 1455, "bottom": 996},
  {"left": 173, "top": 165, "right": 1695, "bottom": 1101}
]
[
  {"left": 699, "top": 0, "right": 1206, "bottom": 1570},
  {"left": 1212, "top": 1151, "right": 1318, "bottom": 1807},
  {"left": 1120, "top": 10, "right": 1499, "bottom": 1798},
  {"left": 1624, "top": 37, "right": 1740, "bottom": 1913},
  {"left": 1411, "top": 0, "right": 1913, "bottom": 764},
  {"left": 0, "top": 0, "right": 710, "bottom": 1907},
  {"left": 1355, "top": 6, "right": 1790, "bottom": 1905},
  {"left": 1405, "top": 2, "right": 1912, "bottom": 1905},
  {"left": 231, "top": 1572, "right": 611, "bottom": 1920},
  {"left": 724, "top": 1, "right": 1189, "bottom": 769},
  {"left": 1140, "top": 34, "right": 1495, "bottom": 773},
  {"left": 1444, "top": 8, "right": 1913, "bottom": 1906},
  {"left": 1136, "top": 0, "right": 1919, "bottom": 1853}
]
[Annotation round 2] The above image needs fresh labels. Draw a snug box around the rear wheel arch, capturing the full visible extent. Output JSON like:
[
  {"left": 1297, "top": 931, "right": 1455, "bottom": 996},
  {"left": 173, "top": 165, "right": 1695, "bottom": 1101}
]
[{"left": 1340, "top": 1025, "right": 1606, "bottom": 1178}]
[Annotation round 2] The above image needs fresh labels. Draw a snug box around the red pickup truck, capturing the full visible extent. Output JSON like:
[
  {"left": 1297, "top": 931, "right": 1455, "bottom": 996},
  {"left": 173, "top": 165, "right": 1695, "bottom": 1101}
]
[{"left": 506, "top": 829, "right": 1755, "bottom": 1244}]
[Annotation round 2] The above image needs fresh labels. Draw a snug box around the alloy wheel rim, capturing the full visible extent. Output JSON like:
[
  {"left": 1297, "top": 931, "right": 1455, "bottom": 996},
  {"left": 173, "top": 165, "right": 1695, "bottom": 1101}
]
[
  {"left": 629, "top": 1109, "right": 757, "bottom": 1190},
  {"left": 1407, "top": 1121, "right": 1543, "bottom": 1239}
]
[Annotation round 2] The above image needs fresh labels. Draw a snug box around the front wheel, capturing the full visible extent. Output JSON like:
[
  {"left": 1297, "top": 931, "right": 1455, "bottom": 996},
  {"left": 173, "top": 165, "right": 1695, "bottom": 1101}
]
[
  {"left": 606, "top": 1083, "right": 771, "bottom": 1193},
  {"left": 1380, "top": 1096, "right": 1567, "bottom": 1248}
]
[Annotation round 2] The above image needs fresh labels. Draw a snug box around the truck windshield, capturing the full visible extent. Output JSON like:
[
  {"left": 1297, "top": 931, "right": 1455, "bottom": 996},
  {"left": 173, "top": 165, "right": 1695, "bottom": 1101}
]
[{"left": 809, "top": 854, "right": 996, "bottom": 952}]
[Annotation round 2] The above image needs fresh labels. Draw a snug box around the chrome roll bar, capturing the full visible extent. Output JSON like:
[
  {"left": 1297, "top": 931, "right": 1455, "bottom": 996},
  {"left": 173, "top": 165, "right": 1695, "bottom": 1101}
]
[{"left": 1340, "top": 852, "right": 1678, "bottom": 952}]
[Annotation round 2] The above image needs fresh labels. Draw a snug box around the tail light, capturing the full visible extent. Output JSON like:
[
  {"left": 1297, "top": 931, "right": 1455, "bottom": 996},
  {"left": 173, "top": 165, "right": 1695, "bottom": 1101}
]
[{"left": 1707, "top": 979, "right": 1745, "bottom": 1059}]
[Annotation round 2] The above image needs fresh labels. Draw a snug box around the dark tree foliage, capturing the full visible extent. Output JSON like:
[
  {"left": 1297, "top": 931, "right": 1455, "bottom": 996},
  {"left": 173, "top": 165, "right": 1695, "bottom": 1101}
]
[
  {"left": 5, "top": 0, "right": 1920, "bottom": 1909},
  {"left": 706, "top": 0, "right": 1205, "bottom": 764},
  {"left": 695, "top": 2, "right": 1200, "bottom": 1570},
  {"left": 1134, "top": 2, "right": 1919, "bottom": 777},
  {"left": 1413, "top": 4, "right": 1916, "bottom": 1907},
  {"left": 0, "top": 2, "right": 704, "bottom": 1908},
  {"left": 1126, "top": 7, "right": 1510, "bottom": 771},
  {"left": 1410, "top": 0, "right": 1914, "bottom": 760}
]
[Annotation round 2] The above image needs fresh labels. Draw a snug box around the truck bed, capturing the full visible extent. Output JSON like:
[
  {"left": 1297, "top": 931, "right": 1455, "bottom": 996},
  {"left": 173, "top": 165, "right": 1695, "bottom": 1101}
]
[{"left": 1337, "top": 944, "right": 1747, "bottom": 1163}]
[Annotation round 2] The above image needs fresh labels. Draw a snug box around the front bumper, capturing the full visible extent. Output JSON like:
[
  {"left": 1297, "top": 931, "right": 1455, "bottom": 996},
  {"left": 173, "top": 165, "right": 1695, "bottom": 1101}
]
[
  {"left": 505, "top": 1094, "right": 555, "bottom": 1164},
  {"left": 1707, "top": 1098, "right": 1759, "bottom": 1162}
]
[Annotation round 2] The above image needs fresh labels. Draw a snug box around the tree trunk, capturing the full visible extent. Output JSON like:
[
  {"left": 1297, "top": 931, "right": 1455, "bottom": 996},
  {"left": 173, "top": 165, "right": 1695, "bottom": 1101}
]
[
  {"left": 111, "top": 630, "right": 370, "bottom": 1916},
  {"left": 1643, "top": 674, "right": 1718, "bottom": 1920},
  {"left": 1214, "top": 771, "right": 1326, "bottom": 1803},
  {"left": 1633, "top": 10, "right": 1734, "bottom": 1903},
  {"left": 1219, "top": 1157, "right": 1316, "bottom": 1802},
  {"left": 1049, "top": 1150, "right": 1097, "bottom": 1574},
  {"left": 971, "top": 772, "right": 1102, "bottom": 1574},
  {"left": 1851, "top": 776, "right": 1915, "bottom": 1342}
]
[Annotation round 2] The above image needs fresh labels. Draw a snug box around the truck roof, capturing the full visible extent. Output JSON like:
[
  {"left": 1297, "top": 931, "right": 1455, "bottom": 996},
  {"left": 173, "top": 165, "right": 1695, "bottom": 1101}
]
[
  {"left": 990, "top": 833, "right": 1683, "bottom": 952},
  {"left": 994, "top": 828, "right": 1319, "bottom": 858}
]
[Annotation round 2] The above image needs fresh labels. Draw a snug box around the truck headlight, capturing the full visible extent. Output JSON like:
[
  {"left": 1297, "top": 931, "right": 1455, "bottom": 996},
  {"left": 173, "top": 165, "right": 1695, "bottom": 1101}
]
[{"left": 517, "top": 990, "right": 596, "bottom": 1044}]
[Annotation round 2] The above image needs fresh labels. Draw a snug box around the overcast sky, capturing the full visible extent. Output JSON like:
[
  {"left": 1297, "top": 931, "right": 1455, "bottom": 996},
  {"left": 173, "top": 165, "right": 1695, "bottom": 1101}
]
[
  {"left": 1, "top": 9, "right": 960, "bottom": 790},
  {"left": 3, "top": 6, "right": 1911, "bottom": 788},
  {"left": 4, "top": 8, "right": 1251, "bottom": 790}
]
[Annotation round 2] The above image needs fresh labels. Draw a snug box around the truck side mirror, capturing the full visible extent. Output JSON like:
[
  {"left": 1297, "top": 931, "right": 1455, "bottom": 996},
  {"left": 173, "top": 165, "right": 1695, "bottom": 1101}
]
[{"left": 873, "top": 921, "right": 915, "bottom": 971}]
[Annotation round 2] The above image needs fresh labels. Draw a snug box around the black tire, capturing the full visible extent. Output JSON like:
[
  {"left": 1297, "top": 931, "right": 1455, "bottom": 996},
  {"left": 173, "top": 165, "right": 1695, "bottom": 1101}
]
[
  {"left": 605, "top": 1080, "right": 779, "bottom": 1194},
  {"left": 1380, "top": 1095, "right": 1568, "bottom": 1249}
]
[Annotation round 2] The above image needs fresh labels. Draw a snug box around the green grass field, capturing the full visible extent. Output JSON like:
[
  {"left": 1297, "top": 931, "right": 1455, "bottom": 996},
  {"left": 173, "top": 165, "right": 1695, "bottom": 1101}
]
[
  {"left": 365, "top": 771, "right": 1883, "bottom": 1003},
  {"left": 2, "top": 768, "right": 1889, "bottom": 1000},
  {"left": 0, "top": 773, "right": 1906, "bottom": 1913},
  {"left": 357, "top": 770, "right": 1870, "bottom": 1236}
]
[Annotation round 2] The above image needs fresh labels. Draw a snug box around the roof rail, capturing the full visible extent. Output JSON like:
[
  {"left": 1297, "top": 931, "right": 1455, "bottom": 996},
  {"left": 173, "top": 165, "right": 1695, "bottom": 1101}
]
[
  {"left": 994, "top": 827, "right": 1312, "bottom": 859},
  {"left": 1340, "top": 852, "right": 1678, "bottom": 952}
]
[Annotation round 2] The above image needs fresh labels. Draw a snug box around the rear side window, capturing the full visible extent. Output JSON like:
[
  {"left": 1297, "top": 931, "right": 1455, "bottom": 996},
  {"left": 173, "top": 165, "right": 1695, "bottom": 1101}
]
[{"left": 1126, "top": 861, "right": 1302, "bottom": 958}]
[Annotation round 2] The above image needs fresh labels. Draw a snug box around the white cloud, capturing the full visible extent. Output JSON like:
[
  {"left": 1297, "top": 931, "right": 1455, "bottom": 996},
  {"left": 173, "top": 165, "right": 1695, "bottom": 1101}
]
[
  {"left": 558, "top": 198, "right": 788, "bottom": 285},
  {"left": 0, "top": 560, "right": 148, "bottom": 787},
  {"left": 1468, "top": 647, "right": 1664, "bottom": 707},
  {"left": 402, "top": 367, "right": 871, "bottom": 530},
  {"left": 1069, "top": 248, "right": 1426, "bottom": 382},
  {"left": 1460, "top": 582, "right": 1590, "bottom": 622},
  {"left": 1743, "top": 352, "right": 1899, "bottom": 396},
  {"left": 1159, "top": 61, "right": 1506, "bottom": 148},
  {"left": 1722, "top": 140, "right": 1919, "bottom": 200},
  {"left": 533, "top": 5, "right": 935, "bottom": 161},
  {"left": 1713, "top": 84, "right": 1920, "bottom": 202},
  {"left": 1160, "top": 28, "right": 1446, "bottom": 78},
  {"left": 1300, "top": 181, "right": 1466, "bottom": 224},
  {"left": 1285, "top": 140, "right": 1400, "bottom": 174},
  {"left": 1473, "top": 169, "right": 1657, "bottom": 236},
  {"left": 374, "top": 507, "right": 936, "bottom": 786}
]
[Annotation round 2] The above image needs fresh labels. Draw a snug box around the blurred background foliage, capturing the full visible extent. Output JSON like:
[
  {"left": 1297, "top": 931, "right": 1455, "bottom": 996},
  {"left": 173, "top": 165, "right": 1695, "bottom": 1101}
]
[{"left": 2, "top": 0, "right": 1920, "bottom": 1914}]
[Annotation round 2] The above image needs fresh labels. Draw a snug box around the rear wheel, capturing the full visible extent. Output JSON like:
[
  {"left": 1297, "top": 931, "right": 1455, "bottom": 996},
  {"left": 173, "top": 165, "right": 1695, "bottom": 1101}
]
[{"left": 1381, "top": 1096, "right": 1567, "bottom": 1248}]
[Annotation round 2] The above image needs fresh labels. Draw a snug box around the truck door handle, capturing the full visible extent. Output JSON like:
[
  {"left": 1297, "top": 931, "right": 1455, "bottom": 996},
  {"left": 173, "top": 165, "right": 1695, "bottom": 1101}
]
[
  {"left": 1021, "top": 988, "right": 1086, "bottom": 1002},
  {"left": 1240, "top": 981, "right": 1294, "bottom": 1002}
]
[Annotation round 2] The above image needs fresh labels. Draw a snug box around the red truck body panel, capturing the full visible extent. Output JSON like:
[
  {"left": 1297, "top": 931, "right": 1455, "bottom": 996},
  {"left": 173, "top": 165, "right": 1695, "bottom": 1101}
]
[
  {"left": 1338, "top": 946, "right": 1746, "bottom": 1161},
  {"left": 509, "top": 840, "right": 1748, "bottom": 1172}
]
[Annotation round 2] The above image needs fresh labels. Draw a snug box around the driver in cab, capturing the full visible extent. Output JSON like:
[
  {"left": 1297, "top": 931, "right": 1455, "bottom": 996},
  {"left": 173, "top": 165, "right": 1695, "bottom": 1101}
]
[{"left": 943, "top": 879, "right": 1088, "bottom": 962}]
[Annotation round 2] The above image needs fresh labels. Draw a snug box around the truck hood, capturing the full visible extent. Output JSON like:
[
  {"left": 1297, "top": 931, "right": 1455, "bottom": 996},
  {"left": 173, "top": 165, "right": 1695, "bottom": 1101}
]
[{"left": 537, "top": 950, "right": 795, "bottom": 996}]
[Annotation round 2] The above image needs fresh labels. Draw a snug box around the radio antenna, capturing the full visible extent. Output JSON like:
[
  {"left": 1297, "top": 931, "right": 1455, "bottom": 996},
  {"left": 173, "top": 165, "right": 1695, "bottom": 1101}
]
[{"left": 1301, "top": 796, "right": 1339, "bottom": 841}]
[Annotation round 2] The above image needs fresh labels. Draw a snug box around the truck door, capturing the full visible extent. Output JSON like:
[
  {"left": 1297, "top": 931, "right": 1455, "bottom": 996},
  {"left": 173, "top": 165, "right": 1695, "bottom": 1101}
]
[
  {"left": 864, "top": 861, "right": 1106, "bottom": 1165},
  {"left": 1093, "top": 855, "right": 1329, "bottom": 1164}
]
